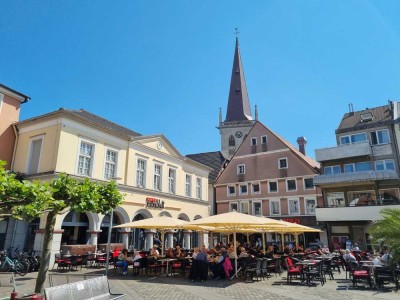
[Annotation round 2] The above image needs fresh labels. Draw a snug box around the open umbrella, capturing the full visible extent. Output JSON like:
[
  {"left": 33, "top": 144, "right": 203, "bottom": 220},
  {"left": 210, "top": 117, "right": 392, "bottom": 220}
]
[
  {"left": 184, "top": 211, "right": 287, "bottom": 278},
  {"left": 114, "top": 215, "right": 189, "bottom": 255}
]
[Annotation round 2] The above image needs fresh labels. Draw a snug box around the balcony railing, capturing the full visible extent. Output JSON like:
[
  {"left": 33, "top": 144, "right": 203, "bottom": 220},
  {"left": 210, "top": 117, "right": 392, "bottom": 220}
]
[
  {"left": 315, "top": 142, "right": 371, "bottom": 162},
  {"left": 314, "top": 170, "right": 399, "bottom": 185}
]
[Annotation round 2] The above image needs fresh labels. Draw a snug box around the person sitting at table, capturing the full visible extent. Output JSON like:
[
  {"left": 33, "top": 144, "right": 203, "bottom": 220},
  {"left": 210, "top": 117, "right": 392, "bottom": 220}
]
[
  {"left": 265, "top": 245, "right": 274, "bottom": 259},
  {"left": 227, "top": 244, "right": 237, "bottom": 259},
  {"left": 321, "top": 244, "right": 330, "bottom": 254},
  {"left": 352, "top": 243, "right": 360, "bottom": 252},
  {"left": 116, "top": 248, "right": 129, "bottom": 275},
  {"left": 192, "top": 247, "right": 200, "bottom": 259},
  {"left": 380, "top": 246, "right": 392, "bottom": 266},
  {"left": 148, "top": 245, "right": 160, "bottom": 263},
  {"left": 175, "top": 245, "right": 183, "bottom": 258},
  {"left": 166, "top": 247, "right": 174, "bottom": 258},
  {"left": 316, "top": 246, "right": 324, "bottom": 256},
  {"left": 283, "top": 245, "right": 291, "bottom": 255},
  {"left": 342, "top": 249, "right": 357, "bottom": 263},
  {"left": 238, "top": 247, "right": 248, "bottom": 258}
]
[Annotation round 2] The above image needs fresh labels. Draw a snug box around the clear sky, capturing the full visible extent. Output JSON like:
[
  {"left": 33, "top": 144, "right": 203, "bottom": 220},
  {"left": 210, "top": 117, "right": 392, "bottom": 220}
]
[{"left": 2, "top": 1, "right": 400, "bottom": 159}]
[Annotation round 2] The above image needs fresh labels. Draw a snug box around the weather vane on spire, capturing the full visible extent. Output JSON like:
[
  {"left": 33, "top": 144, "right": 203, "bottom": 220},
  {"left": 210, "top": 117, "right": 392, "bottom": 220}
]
[{"left": 234, "top": 27, "right": 240, "bottom": 38}]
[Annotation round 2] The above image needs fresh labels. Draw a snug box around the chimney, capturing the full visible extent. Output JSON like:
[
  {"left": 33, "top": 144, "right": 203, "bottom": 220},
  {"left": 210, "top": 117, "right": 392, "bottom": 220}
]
[{"left": 297, "top": 136, "right": 307, "bottom": 155}]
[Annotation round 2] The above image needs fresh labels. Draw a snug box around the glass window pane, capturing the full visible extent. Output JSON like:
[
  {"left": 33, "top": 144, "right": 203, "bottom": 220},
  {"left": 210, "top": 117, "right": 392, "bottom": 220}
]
[
  {"left": 385, "top": 160, "right": 395, "bottom": 170},
  {"left": 332, "top": 166, "right": 341, "bottom": 174},
  {"left": 344, "top": 164, "right": 354, "bottom": 173},
  {"left": 340, "top": 136, "right": 350, "bottom": 145},
  {"left": 355, "top": 162, "right": 370, "bottom": 171}
]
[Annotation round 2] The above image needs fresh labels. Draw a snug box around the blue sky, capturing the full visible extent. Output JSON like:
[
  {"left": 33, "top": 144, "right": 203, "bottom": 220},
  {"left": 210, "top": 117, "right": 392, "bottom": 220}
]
[{"left": 2, "top": 1, "right": 400, "bottom": 159}]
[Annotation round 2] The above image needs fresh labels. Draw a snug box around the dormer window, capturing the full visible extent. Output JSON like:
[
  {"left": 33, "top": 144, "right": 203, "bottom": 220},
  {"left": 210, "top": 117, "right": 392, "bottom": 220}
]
[{"left": 360, "top": 112, "right": 373, "bottom": 122}]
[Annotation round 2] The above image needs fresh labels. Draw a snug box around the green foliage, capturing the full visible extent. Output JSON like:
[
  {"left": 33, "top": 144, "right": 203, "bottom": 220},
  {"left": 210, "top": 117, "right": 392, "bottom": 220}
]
[
  {"left": 368, "top": 208, "right": 400, "bottom": 262},
  {"left": 0, "top": 160, "right": 123, "bottom": 219}
]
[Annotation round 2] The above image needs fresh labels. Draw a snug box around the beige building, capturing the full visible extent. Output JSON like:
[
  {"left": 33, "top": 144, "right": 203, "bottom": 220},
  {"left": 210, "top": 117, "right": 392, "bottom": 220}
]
[{"left": 11, "top": 108, "right": 211, "bottom": 262}]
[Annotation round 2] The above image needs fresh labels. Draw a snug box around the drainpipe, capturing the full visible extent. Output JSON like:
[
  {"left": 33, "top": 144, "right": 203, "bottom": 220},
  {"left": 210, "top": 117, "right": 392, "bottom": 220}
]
[{"left": 11, "top": 124, "right": 19, "bottom": 171}]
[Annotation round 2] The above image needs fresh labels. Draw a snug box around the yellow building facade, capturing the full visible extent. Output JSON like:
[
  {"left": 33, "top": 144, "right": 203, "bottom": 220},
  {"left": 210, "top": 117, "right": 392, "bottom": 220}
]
[{"left": 12, "top": 109, "right": 210, "bottom": 262}]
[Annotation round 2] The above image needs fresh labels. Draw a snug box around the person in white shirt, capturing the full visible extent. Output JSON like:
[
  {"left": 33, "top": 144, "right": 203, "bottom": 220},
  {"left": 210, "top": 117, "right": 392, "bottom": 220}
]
[
  {"left": 343, "top": 249, "right": 357, "bottom": 263},
  {"left": 380, "top": 246, "right": 392, "bottom": 266}
]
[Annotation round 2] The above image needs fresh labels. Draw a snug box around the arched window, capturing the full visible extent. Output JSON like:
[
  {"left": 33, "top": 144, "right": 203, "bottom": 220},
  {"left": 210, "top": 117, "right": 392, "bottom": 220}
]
[{"left": 229, "top": 135, "right": 235, "bottom": 147}]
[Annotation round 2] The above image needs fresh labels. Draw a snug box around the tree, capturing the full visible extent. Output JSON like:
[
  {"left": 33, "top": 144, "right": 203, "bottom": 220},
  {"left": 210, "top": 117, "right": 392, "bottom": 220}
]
[
  {"left": 368, "top": 208, "right": 400, "bottom": 262},
  {"left": 0, "top": 161, "right": 123, "bottom": 293}
]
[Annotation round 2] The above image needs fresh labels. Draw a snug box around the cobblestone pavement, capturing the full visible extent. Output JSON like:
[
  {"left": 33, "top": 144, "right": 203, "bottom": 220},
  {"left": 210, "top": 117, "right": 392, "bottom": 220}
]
[{"left": 1, "top": 267, "right": 398, "bottom": 300}]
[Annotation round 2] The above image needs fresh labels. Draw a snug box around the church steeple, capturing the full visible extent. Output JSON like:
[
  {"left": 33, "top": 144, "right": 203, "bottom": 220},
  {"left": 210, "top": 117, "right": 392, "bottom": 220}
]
[{"left": 225, "top": 37, "right": 252, "bottom": 122}]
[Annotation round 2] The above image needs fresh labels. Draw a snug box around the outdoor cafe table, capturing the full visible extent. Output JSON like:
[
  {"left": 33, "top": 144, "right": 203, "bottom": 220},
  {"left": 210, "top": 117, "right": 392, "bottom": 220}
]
[
  {"left": 296, "top": 260, "right": 317, "bottom": 285},
  {"left": 158, "top": 258, "right": 178, "bottom": 276}
]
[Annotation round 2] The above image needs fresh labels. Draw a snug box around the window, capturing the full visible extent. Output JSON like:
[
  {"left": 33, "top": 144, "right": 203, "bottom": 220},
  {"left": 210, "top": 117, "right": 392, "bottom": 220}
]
[
  {"left": 251, "top": 137, "right": 257, "bottom": 146},
  {"left": 305, "top": 199, "right": 316, "bottom": 214},
  {"left": 153, "top": 164, "right": 162, "bottom": 191},
  {"left": 340, "top": 133, "right": 367, "bottom": 145},
  {"left": 261, "top": 135, "right": 267, "bottom": 144},
  {"left": 227, "top": 185, "right": 236, "bottom": 196},
  {"left": 168, "top": 168, "right": 176, "bottom": 194},
  {"left": 240, "top": 202, "right": 249, "bottom": 214},
  {"left": 304, "top": 178, "right": 314, "bottom": 190},
  {"left": 347, "top": 190, "right": 376, "bottom": 206},
  {"left": 278, "top": 158, "right": 288, "bottom": 169},
  {"left": 375, "top": 159, "right": 395, "bottom": 171},
  {"left": 196, "top": 177, "right": 202, "bottom": 199},
  {"left": 268, "top": 181, "right": 278, "bottom": 193},
  {"left": 104, "top": 149, "right": 117, "bottom": 179},
  {"left": 240, "top": 184, "right": 248, "bottom": 195},
  {"left": 229, "top": 135, "right": 235, "bottom": 147},
  {"left": 270, "top": 200, "right": 281, "bottom": 215},
  {"left": 237, "top": 164, "right": 245, "bottom": 175},
  {"left": 371, "top": 129, "right": 389, "bottom": 145},
  {"left": 327, "top": 192, "right": 345, "bottom": 207},
  {"left": 230, "top": 202, "right": 238, "bottom": 212},
  {"left": 27, "top": 136, "right": 44, "bottom": 175},
  {"left": 344, "top": 162, "right": 371, "bottom": 173},
  {"left": 288, "top": 199, "right": 300, "bottom": 215},
  {"left": 324, "top": 165, "right": 340, "bottom": 175},
  {"left": 77, "top": 141, "right": 94, "bottom": 176},
  {"left": 252, "top": 182, "right": 260, "bottom": 194},
  {"left": 185, "top": 174, "right": 192, "bottom": 197},
  {"left": 136, "top": 159, "right": 146, "bottom": 187},
  {"left": 286, "top": 179, "right": 297, "bottom": 191},
  {"left": 253, "top": 202, "right": 262, "bottom": 216}
]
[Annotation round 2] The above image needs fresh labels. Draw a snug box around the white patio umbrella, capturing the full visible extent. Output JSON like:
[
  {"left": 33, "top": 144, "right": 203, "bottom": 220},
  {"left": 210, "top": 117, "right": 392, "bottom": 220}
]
[
  {"left": 114, "top": 215, "right": 189, "bottom": 255},
  {"left": 184, "top": 211, "right": 287, "bottom": 277}
]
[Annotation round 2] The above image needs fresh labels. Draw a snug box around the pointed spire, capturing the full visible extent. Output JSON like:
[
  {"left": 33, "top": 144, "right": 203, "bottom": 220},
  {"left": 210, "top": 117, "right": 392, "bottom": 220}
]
[
  {"left": 225, "top": 36, "right": 252, "bottom": 122},
  {"left": 219, "top": 107, "right": 222, "bottom": 124}
]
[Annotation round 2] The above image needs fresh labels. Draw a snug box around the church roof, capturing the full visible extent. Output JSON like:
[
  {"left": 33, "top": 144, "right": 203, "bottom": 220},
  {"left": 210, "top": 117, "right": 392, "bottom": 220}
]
[
  {"left": 186, "top": 151, "right": 226, "bottom": 182},
  {"left": 225, "top": 38, "right": 252, "bottom": 122}
]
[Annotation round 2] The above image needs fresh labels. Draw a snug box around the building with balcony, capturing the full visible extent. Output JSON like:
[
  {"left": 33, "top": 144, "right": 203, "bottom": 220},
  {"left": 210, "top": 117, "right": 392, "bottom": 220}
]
[
  {"left": 8, "top": 108, "right": 211, "bottom": 264},
  {"left": 314, "top": 102, "right": 400, "bottom": 250}
]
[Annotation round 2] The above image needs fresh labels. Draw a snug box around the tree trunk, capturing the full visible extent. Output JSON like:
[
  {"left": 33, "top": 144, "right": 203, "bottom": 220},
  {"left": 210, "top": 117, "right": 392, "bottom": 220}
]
[{"left": 34, "top": 210, "right": 57, "bottom": 294}]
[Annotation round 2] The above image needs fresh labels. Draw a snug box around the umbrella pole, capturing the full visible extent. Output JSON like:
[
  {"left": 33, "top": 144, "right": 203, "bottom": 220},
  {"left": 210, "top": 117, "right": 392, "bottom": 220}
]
[
  {"left": 161, "top": 230, "right": 165, "bottom": 256},
  {"left": 280, "top": 233, "right": 284, "bottom": 251},
  {"left": 262, "top": 231, "right": 266, "bottom": 254},
  {"left": 294, "top": 233, "right": 299, "bottom": 249},
  {"left": 233, "top": 231, "right": 238, "bottom": 279}
]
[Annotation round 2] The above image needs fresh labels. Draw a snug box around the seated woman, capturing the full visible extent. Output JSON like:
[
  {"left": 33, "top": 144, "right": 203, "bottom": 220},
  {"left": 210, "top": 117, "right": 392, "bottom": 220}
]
[
  {"left": 265, "top": 245, "right": 274, "bottom": 258},
  {"left": 116, "top": 248, "right": 129, "bottom": 275},
  {"left": 175, "top": 246, "right": 183, "bottom": 258},
  {"left": 166, "top": 247, "right": 174, "bottom": 258},
  {"left": 148, "top": 245, "right": 160, "bottom": 263},
  {"left": 238, "top": 247, "right": 248, "bottom": 258}
]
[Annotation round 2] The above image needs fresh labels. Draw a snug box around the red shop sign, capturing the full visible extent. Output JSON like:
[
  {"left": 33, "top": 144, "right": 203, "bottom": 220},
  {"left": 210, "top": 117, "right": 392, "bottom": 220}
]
[{"left": 282, "top": 218, "right": 301, "bottom": 224}]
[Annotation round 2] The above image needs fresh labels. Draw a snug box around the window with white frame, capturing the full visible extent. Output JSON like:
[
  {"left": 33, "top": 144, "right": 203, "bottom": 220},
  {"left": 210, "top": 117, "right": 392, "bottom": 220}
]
[
  {"left": 196, "top": 177, "right": 202, "bottom": 199},
  {"left": 268, "top": 181, "right": 278, "bottom": 193},
  {"left": 77, "top": 141, "right": 94, "bottom": 176},
  {"left": 136, "top": 158, "right": 146, "bottom": 187},
  {"left": 153, "top": 164, "right": 162, "bottom": 191},
  {"left": 278, "top": 158, "right": 288, "bottom": 169},
  {"left": 27, "top": 136, "right": 44, "bottom": 175},
  {"left": 304, "top": 178, "right": 314, "bottom": 190},
  {"left": 286, "top": 179, "right": 297, "bottom": 191},
  {"left": 241, "top": 202, "right": 249, "bottom": 214},
  {"left": 327, "top": 192, "right": 345, "bottom": 207},
  {"left": 370, "top": 129, "right": 390, "bottom": 145},
  {"left": 261, "top": 135, "right": 267, "bottom": 144},
  {"left": 252, "top": 182, "right": 261, "bottom": 194},
  {"left": 251, "top": 137, "right": 257, "bottom": 146},
  {"left": 185, "top": 174, "right": 192, "bottom": 197},
  {"left": 344, "top": 161, "right": 371, "bottom": 173},
  {"left": 288, "top": 199, "right": 300, "bottom": 215},
  {"left": 305, "top": 199, "right": 316, "bottom": 214},
  {"left": 227, "top": 185, "right": 236, "bottom": 196},
  {"left": 168, "top": 168, "right": 176, "bottom": 194},
  {"left": 104, "top": 149, "right": 118, "bottom": 179},
  {"left": 270, "top": 200, "right": 281, "bottom": 215},
  {"left": 324, "top": 165, "right": 341, "bottom": 175},
  {"left": 237, "top": 164, "right": 245, "bottom": 174},
  {"left": 252, "top": 202, "right": 262, "bottom": 216},
  {"left": 240, "top": 184, "right": 248, "bottom": 195},
  {"left": 340, "top": 132, "right": 367, "bottom": 145},
  {"left": 375, "top": 159, "right": 395, "bottom": 171},
  {"left": 230, "top": 202, "right": 238, "bottom": 212}
]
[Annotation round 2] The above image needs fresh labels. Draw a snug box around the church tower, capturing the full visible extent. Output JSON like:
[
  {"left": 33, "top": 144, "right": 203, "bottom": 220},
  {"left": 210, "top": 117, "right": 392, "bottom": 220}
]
[{"left": 218, "top": 37, "right": 256, "bottom": 159}]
